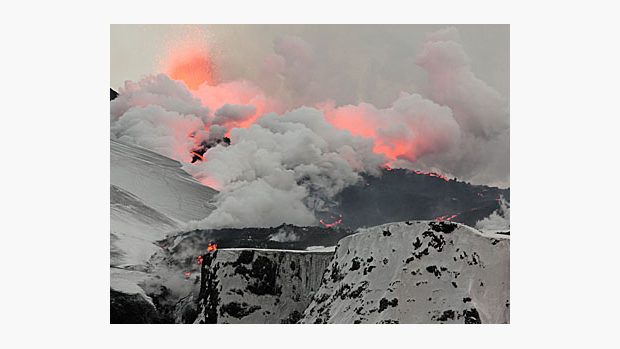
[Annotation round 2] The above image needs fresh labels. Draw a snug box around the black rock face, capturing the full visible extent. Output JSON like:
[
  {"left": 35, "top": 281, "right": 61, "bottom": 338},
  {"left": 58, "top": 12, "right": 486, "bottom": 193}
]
[
  {"left": 198, "top": 252, "right": 220, "bottom": 324},
  {"left": 110, "top": 289, "right": 160, "bottom": 324},
  {"left": 220, "top": 302, "right": 261, "bottom": 319},
  {"left": 110, "top": 88, "right": 119, "bottom": 101},
  {"left": 160, "top": 224, "right": 355, "bottom": 254},
  {"left": 463, "top": 308, "right": 482, "bottom": 324}
]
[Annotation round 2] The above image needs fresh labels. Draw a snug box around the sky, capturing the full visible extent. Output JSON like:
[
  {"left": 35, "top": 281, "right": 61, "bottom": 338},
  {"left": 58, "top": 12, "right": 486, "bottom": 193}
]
[{"left": 110, "top": 24, "right": 509, "bottom": 109}]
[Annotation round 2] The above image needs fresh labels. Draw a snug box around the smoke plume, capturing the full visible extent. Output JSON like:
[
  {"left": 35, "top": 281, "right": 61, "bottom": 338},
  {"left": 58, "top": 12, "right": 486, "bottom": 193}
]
[
  {"left": 476, "top": 196, "right": 510, "bottom": 233},
  {"left": 110, "top": 26, "right": 509, "bottom": 228}
]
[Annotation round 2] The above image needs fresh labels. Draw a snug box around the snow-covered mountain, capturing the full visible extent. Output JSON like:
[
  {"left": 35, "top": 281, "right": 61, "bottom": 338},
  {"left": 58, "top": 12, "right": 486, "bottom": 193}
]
[
  {"left": 136, "top": 224, "right": 348, "bottom": 323},
  {"left": 111, "top": 139, "right": 217, "bottom": 268},
  {"left": 110, "top": 139, "right": 217, "bottom": 316},
  {"left": 109, "top": 139, "right": 510, "bottom": 324},
  {"left": 165, "top": 221, "right": 509, "bottom": 324},
  {"left": 301, "top": 221, "right": 509, "bottom": 323}
]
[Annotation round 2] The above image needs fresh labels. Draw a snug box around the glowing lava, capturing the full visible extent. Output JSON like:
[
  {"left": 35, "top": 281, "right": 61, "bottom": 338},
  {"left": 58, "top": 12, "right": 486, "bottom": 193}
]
[
  {"left": 412, "top": 169, "right": 449, "bottom": 181},
  {"left": 384, "top": 165, "right": 449, "bottom": 181},
  {"left": 190, "top": 151, "right": 205, "bottom": 162},
  {"left": 320, "top": 214, "right": 343, "bottom": 228},
  {"left": 434, "top": 213, "right": 459, "bottom": 221},
  {"left": 207, "top": 242, "right": 217, "bottom": 252}
]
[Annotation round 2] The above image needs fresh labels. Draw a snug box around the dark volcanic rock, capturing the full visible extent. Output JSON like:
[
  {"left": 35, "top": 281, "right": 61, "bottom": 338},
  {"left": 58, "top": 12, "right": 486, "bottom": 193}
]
[
  {"left": 110, "top": 289, "right": 160, "bottom": 324},
  {"left": 194, "top": 249, "right": 333, "bottom": 323},
  {"left": 335, "top": 169, "right": 509, "bottom": 229}
]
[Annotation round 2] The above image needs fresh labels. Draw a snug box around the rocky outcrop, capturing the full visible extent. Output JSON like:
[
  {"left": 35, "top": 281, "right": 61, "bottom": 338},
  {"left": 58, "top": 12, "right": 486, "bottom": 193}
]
[
  {"left": 194, "top": 249, "right": 333, "bottom": 324},
  {"left": 300, "top": 221, "right": 509, "bottom": 324},
  {"left": 110, "top": 289, "right": 160, "bottom": 324}
]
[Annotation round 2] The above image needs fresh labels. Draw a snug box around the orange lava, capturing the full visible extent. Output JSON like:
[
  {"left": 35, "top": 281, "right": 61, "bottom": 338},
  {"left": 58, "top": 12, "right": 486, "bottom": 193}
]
[
  {"left": 434, "top": 213, "right": 459, "bottom": 221},
  {"left": 207, "top": 242, "right": 217, "bottom": 252},
  {"left": 384, "top": 165, "right": 449, "bottom": 181},
  {"left": 190, "top": 151, "right": 205, "bottom": 162},
  {"left": 412, "top": 169, "right": 449, "bottom": 181},
  {"left": 320, "top": 214, "right": 343, "bottom": 228}
]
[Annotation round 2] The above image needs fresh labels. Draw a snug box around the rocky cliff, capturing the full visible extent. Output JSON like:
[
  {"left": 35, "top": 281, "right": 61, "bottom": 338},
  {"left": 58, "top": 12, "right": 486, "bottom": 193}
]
[
  {"left": 300, "top": 221, "right": 509, "bottom": 323},
  {"left": 194, "top": 249, "right": 333, "bottom": 324}
]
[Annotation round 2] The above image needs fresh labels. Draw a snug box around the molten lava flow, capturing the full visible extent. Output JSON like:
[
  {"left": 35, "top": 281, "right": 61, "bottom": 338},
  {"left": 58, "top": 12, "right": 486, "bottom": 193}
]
[
  {"left": 196, "top": 255, "right": 203, "bottom": 265},
  {"left": 383, "top": 165, "right": 449, "bottom": 181},
  {"left": 434, "top": 213, "right": 460, "bottom": 221},
  {"left": 320, "top": 214, "right": 343, "bottom": 228},
  {"left": 190, "top": 151, "right": 205, "bottom": 162},
  {"left": 207, "top": 242, "right": 217, "bottom": 252},
  {"left": 412, "top": 169, "right": 449, "bottom": 181}
]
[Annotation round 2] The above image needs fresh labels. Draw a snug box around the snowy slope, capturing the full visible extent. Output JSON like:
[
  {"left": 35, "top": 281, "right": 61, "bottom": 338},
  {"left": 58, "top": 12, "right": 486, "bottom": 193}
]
[
  {"left": 301, "top": 221, "right": 509, "bottom": 324},
  {"left": 111, "top": 139, "right": 217, "bottom": 225},
  {"left": 194, "top": 248, "right": 333, "bottom": 324},
  {"left": 110, "top": 139, "right": 217, "bottom": 285}
]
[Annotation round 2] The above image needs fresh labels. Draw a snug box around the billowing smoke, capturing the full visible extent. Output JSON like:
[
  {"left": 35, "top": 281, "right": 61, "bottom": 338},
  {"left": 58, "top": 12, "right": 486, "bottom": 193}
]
[
  {"left": 110, "top": 26, "right": 509, "bottom": 228},
  {"left": 320, "top": 27, "right": 510, "bottom": 186},
  {"left": 476, "top": 196, "right": 510, "bottom": 233},
  {"left": 414, "top": 27, "right": 510, "bottom": 186},
  {"left": 110, "top": 74, "right": 210, "bottom": 163},
  {"left": 258, "top": 35, "right": 321, "bottom": 107},
  {"left": 268, "top": 225, "right": 301, "bottom": 242},
  {"left": 321, "top": 92, "right": 460, "bottom": 163},
  {"left": 185, "top": 108, "right": 384, "bottom": 228}
]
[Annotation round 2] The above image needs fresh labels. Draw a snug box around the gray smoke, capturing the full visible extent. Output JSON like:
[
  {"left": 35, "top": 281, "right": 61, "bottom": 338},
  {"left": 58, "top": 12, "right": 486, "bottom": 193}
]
[
  {"left": 184, "top": 107, "right": 384, "bottom": 229},
  {"left": 110, "top": 26, "right": 510, "bottom": 229}
]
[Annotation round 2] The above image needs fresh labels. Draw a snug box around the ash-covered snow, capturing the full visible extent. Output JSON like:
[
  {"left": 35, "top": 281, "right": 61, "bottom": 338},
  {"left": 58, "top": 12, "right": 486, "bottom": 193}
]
[{"left": 301, "top": 220, "right": 509, "bottom": 324}]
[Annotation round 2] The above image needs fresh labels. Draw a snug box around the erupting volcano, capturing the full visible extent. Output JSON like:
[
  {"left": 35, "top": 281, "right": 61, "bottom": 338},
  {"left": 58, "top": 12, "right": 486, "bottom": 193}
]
[{"left": 110, "top": 24, "right": 510, "bottom": 325}]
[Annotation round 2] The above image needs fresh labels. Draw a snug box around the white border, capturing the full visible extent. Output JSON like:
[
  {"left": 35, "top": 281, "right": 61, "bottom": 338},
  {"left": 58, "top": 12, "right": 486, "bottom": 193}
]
[{"left": 2, "top": 0, "right": 619, "bottom": 348}]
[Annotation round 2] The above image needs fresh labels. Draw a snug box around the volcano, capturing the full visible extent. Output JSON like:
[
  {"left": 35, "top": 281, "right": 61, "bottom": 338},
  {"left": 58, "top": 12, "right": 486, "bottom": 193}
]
[{"left": 110, "top": 136, "right": 509, "bottom": 323}]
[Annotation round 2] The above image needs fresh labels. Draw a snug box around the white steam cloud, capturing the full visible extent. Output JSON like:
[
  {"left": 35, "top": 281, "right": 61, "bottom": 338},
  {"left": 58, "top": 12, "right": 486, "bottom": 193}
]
[
  {"left": 414, "top": 27, "right": 510, "bottom": 186},
  {"left": 476, "top": 196, "right": 510, "bottom": 233},
  {"left": 110, "top": 27, "right": 510, "bottom": 229},
  {"left": 185, "top": 107, "right": 384, "bottom": 228}
]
